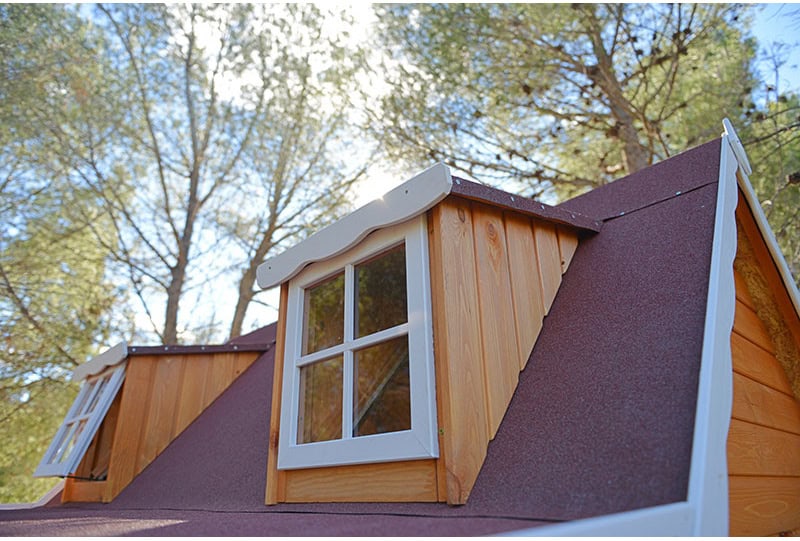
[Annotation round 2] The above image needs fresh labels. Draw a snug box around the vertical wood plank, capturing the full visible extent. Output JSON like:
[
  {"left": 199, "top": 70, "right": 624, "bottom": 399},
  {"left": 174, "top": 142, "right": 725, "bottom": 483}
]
[
  {"left": 429, "top": 199, "right": 488, "bottom": 505},
  {"left": 472, "top": 203, "right": 520, "bottom": 438},
  {"left": 427, "top": 210, "right": 450, "bottom": 502},
  {"left": 556, "top": 226, "right": 579, "bottom": 274},
  {"left": 138, "top": 355, "right": 184, "bottom": 470},
  {"left": 203, "top": 352, "right": 236, "bottom": 407},
  {"left": 266, "top": 283, "right": 289, "bottom": 505},
  {"left": 173, "top": 354, "right": 212, "bottom": 436},
  {"left": 105, "top": 356, "right": 157, "bottom": 501},
  {"left": 505, "top": 213, "right": 546, "bottom": 370},
  {"left": 233, "top": 352, "right": 258, "bottom": 379},
  {"left": 533, "top": 220, "right": 562, "bottom": 314}
]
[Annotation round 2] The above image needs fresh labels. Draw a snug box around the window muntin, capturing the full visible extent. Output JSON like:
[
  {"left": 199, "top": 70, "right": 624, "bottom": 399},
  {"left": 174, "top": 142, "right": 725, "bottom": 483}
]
[
  {"left": 278, "top": 215, "right": 437, "bottom": 470},
  {"left": 34, "top": 364, "right": 126, "bottom": 478}
]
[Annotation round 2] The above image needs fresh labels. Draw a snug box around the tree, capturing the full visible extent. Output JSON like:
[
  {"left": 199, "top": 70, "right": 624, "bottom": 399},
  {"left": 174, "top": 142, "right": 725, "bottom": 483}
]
[
  {"left": 373, "top": 3, "right": 756, "bottom": 198},
  {"left": 60, "top": 4, "right": 369, "bottom": 343},
  {"left": 0, "top": 4, "right": 117, "bottom": 502}
]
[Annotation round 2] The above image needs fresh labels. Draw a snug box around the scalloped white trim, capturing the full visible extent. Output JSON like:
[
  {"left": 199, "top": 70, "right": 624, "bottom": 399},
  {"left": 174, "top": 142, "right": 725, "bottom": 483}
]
[
  {"left": 72, "top": 342, "right": 128, "bottom": 381},
  {"left": 256, "top": 163, "right": 453, "bottom": 289}
]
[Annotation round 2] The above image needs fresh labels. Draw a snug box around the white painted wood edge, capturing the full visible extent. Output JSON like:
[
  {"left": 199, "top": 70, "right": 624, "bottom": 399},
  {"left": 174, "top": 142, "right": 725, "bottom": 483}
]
[
  {"left": 724, "top": 125, "right": 800, "bottom": 319},
  {"left": 722, "top": 118, "right": 752, "bottom": 175},
  {"left": 0, "top": 480, "right": 64, "bottom": 510},
  {"left": 72, "top": 341, "right": 128, "bottom": 381},
  {"left": 256, "top": 162, "right": 453, "bottom": 289},
  {"left": 684, "top": 136, "right": 739, "bottom": 535},
  {"left": 501, "top": 501, "right": 694, "bottom": 536}
]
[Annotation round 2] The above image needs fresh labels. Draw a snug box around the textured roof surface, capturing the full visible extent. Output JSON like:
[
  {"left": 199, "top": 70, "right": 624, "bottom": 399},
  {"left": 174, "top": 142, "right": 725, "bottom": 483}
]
[{"left": 0, "top": 139, "right": 723, "bottom": 536}]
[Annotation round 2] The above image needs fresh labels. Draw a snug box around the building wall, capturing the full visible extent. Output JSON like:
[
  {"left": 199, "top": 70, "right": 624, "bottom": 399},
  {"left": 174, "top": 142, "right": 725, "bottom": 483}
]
[
  {"left": 63, "top": 350, "right": 261, "bottom": 503},
  {"left": 265, "top": 198, "right": 582, "bottom": 505},
  {"left": 728, "top": 196, "right": 800, "bottom": 536}
]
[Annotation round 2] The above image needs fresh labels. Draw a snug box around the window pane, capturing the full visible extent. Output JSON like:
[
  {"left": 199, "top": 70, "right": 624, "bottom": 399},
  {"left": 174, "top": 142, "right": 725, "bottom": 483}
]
[
  {"left": 303, "top": 273, "right": 344, "bottom": 354},
  {"left": 355, "top": 245, "right": 407, "bottom": 338},
  {"left": 353, "top": 336, "right": 410, "bottom": 437},
  {"left": 297, "top": 356, "right": 343, "bottom": 444}
]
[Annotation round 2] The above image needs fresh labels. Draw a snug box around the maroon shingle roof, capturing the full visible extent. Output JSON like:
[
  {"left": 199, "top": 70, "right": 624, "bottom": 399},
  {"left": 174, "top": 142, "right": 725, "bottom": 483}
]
[{"left": 0, "top": 139, "right": 723, "bottom": 536}]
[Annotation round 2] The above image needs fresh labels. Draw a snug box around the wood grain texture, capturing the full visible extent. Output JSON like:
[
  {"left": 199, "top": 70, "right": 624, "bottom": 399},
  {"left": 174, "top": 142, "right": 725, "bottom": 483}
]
[
  {"left": 735, "top": 269, "right": 756, "bottom": 310},
  {"left": 429, "top": 200, "right": 488, "bottom": 504},
  {"left": 139, "top": 355, "right": 183, "bottom": 470},
  {"left": 729, "top": 475, "right": 800, "bottom": 536},
  {"left": 732, "top": 372, "right": 800, "bottom": 435},
  {"left": 266, "top": 284, "right": 289, "bottom": 505},
  {"left": 173, "top": 354, "right": 212, "bottom": 436},
  {"left": 61, "top": 480, "right": 107, "bottom": 503},
  {"left": 105, "top": 356, "right": 156, "bottom": 501},
  {"left": 100, "top": 351, "right": 259, "bottom": 503},
  {"left": 283, "top": 459, "right": 438, "bottom": 503},
  {"left": 557, "top": 226, "right": 579, "bottom": 274},
  {"left": 505, "top": 213, "right": 546, "bottom": 370},
  {"left": 736, "top": 194, "right": 800, "bottom": 356},
  {"left": 732, "top": 332, "right": 794, "bottom": 395},
  {"left": 727, "top": 419, "right": 800, "bottom": 477},
  {"left": 471, "top": 203, "right": 520, "bottom": 438},
  {"left": 734, "top": 299, "right": 777, "bottom": 354},
  {"left": 533, "top": 220, "right": 562, "bottom": 314}
]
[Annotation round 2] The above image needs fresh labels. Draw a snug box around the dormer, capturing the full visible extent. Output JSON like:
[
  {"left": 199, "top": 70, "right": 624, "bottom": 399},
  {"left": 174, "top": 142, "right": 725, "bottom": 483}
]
[{"left": 257, "top": 164, "right": 601, "bottom": 504}]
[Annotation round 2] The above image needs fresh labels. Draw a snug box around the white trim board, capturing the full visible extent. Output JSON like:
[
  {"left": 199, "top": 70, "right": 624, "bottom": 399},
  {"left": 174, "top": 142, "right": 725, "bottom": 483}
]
[{"left": 257, "top": 163, "right": 453, "bottom": 289}]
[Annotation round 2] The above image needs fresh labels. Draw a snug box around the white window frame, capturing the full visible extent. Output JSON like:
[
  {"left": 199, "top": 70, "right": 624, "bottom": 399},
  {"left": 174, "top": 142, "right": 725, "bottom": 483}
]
[
  {"left": 34, "top": 364, "right": 126, "bottom": 478},
  {"left": 277, "top": 214, "right": 438, "bottom": 470}
]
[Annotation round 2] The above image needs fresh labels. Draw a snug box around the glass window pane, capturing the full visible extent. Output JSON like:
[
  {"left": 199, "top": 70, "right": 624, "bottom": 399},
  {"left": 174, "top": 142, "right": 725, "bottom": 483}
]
[
  {"left": 303, "top": 273, "right": 344, "bottom": 354},
  {"left": 297, "top": 356, "right": 343, "bottom": 444},
  {"left": 355, "top": 245, "right": 407, "bottom": 338},
  {"left": 353, "top": 336, "right": 410, "bottom": 437}
]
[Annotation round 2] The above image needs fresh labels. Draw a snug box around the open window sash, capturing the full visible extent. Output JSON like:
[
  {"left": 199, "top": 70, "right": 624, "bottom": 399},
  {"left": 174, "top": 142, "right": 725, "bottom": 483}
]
[{"left": 34, "top": 364, "right": 126, "bottom": 478}]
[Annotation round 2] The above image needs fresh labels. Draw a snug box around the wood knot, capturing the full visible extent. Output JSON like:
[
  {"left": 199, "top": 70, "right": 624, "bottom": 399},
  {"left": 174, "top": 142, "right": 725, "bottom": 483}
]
[{"left": 457, "top": 207, "right": 466, "bottom": 223}]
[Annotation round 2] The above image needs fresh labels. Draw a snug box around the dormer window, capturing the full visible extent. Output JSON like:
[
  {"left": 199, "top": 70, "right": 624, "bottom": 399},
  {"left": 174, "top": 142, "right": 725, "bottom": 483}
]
[{"left": 277, "top": 215, "right": 438, "bottom": 470}]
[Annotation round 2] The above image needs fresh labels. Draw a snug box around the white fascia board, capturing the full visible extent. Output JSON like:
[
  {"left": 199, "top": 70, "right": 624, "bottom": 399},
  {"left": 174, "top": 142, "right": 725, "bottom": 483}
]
[
  {"left": 723, "top": 120, "right": 800, "bottom": 318},
  {"left": 72, "top": 341, "right": 128, "bottom": 381},
  {"left": 501, "top": 501, "right": 695, "bottom": 537},
  {"left": 684, "top": 132, "right": 740, "bottom": 535},
  {"left": 256, "top": 163, "right": 453, "bottom": 290}
]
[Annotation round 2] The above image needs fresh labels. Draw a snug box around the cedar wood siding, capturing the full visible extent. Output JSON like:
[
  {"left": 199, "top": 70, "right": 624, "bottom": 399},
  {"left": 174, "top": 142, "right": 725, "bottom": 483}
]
[
  {"left": 62, "top": 351, "right": 261, "bottom": 503},
  {"left": 265, "top": 197, "right": 580, "bottom": 505},
  {"left": 728, "top": 191, "right": 800, "bottom": 536}
]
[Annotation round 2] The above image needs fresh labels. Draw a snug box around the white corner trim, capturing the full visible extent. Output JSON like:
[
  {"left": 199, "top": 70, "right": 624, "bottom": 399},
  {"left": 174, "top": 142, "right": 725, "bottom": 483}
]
[
  {"left": 72, "top": 341, "right": 128, "bottom": 381},
  {"left": 256, "top": 163, "right": 453, "bottom": 289},
  {"left": 722, "top": 118, "right": 752, "bottom": 175},
  {"left": 684, "top": 135, "right": 739, "bottom": 535},
  {"left": 0, "top": 480, "right": 65, "bottom": 510},
  {"left": 501, "top": 501, "right": 694, "bottom": 537}
]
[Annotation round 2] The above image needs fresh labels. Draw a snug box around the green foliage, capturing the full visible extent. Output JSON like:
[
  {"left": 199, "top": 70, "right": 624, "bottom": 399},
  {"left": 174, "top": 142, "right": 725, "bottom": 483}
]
[
  {"left": 374, "top": 4, "right": 755, "bottom": 198},
  {"left": 742, "top": 93, "right": 800, "bottom": 286},
  {"left": 0, "top": 4, "right": 118, "bottom": 503}
]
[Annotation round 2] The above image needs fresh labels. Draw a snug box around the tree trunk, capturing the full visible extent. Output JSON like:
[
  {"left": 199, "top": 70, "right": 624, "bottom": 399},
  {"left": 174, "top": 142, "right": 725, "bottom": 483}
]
[{"left": 229, "top": 264, "right": 257, "bottom": 339}]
